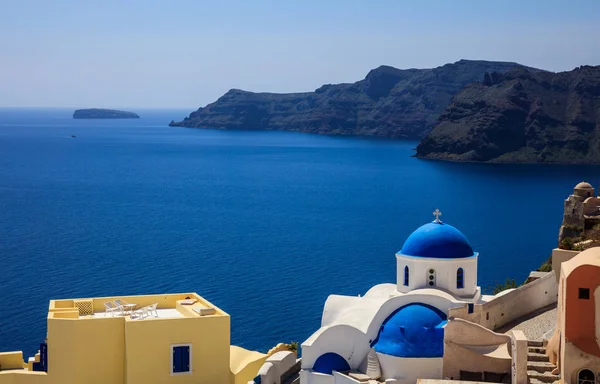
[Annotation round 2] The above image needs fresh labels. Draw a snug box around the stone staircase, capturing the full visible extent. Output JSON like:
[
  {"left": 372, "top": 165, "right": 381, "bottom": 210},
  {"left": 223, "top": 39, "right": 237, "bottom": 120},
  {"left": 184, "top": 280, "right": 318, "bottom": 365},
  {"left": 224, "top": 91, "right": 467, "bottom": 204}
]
[{"left": 527, "top": 340, "right": 559, "bottom": 384}]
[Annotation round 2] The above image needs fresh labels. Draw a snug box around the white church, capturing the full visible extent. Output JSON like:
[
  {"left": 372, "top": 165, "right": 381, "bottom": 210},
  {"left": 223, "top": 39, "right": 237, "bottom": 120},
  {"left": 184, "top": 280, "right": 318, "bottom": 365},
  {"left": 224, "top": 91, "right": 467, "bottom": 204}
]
[{"left": 299, "top": 210, "right": 506, "bottom": 384}]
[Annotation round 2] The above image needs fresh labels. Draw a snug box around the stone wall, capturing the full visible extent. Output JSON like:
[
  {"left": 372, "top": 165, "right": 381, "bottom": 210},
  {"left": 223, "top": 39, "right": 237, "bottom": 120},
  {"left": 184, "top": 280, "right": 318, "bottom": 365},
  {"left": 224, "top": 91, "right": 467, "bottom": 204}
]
[{"left": 559, "top": 195, "right": 585, "bottom": 243}]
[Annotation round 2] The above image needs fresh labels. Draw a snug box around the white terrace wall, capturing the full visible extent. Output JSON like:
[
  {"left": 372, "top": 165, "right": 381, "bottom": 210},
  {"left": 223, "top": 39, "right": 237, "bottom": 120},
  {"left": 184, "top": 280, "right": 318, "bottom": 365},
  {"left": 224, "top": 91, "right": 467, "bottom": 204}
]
[
  {"left": 250, "top": 351, "right": 299, "bottom": 384},
  {"left": 449, "top": 271, "right": 558, "bottom": 331}
]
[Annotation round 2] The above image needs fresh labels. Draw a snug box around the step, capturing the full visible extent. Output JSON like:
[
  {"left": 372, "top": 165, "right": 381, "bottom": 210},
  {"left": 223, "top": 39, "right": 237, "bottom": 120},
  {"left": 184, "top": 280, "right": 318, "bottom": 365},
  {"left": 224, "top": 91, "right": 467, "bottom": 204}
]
[
  {"left": 528, "top": 371, "right": 560, "bottom": 383},
  {"left": 528, "top": 352, "right": 550, "bottom": 362},
  {"left": 529, "top": 346, "right": 546, "bottom": 354},
  {"left": 528, "top": 361, "right": 556, "bottom": 373},
  {"left": 528, "top": 340, "right": 544, "bottom": 347},
  {"left": 529, "top": 378, "right": 560, "bottom": 384}
]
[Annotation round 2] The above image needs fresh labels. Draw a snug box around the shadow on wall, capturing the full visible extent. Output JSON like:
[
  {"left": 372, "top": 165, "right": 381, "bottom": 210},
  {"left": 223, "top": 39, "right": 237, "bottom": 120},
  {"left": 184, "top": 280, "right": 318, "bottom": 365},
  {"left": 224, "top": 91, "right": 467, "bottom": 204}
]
[{"left": 443, "top": 318, "right": 513, "bottom": 382}]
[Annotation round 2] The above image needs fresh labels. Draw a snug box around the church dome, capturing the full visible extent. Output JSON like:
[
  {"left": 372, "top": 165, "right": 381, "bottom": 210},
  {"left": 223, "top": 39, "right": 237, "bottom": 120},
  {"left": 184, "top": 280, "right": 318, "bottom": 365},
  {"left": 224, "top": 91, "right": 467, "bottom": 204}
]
[
  {"left": 371, "top": 303, "right": 446, "bottom": 357},
  {"left": 400, "top": 221, "right": 475, "bottom": 259},
  {"left": 575, "top": 182, "right": 594, "bottom": 190}
]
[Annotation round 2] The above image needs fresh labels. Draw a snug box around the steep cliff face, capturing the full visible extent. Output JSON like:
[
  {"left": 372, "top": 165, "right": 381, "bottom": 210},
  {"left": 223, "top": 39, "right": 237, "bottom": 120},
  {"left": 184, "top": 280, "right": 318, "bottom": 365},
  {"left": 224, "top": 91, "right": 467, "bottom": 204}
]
[
  {"left": 170, "top": 60, "right": 532, "bottom": 139},
  {"left": 415, "top": 66, "right": 600, "bottom": 163}
]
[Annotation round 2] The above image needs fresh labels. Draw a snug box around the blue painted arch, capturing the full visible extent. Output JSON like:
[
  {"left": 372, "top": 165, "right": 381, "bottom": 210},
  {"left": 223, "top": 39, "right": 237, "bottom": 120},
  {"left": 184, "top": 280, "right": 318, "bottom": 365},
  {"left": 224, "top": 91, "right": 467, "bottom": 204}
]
[
  {"left": 371, "top": 303, "right": 446, "bottom": 358},
  {"left": 313, "top": 352, "right": 350, "bottom": 374}
]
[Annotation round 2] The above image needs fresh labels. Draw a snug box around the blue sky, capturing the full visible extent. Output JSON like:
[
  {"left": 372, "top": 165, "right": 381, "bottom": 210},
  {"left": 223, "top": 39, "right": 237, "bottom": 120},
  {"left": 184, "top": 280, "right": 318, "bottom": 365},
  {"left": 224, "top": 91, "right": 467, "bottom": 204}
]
[{"left": 1, "top": 0, "right": 599, "bottom": 109}]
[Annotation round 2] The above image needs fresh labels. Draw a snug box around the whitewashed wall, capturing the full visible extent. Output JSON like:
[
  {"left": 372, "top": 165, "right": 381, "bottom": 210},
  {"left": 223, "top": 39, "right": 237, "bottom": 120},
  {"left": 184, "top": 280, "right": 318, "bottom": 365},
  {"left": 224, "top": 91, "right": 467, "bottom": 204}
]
[
  {"left": 301, "top": 325, "right": 369, "bottom": 370},
  {"left": 396, "top": 254, "right": 478, "bottom": 298},
  {"left": 448, "top": 271, "right": 558, "bottom": 330}
]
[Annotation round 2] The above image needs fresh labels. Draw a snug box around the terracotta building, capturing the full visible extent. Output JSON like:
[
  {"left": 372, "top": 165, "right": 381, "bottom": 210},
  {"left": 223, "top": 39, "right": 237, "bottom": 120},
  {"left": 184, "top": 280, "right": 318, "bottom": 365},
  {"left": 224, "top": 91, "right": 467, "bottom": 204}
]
[{"left": 547, "top": 247, "right": 600, "bottom": 384}]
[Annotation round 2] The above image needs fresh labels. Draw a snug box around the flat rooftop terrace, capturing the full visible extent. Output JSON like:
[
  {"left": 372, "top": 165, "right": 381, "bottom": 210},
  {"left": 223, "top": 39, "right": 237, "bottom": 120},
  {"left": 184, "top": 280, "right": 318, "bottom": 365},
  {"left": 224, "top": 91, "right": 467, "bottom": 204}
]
[{"left": 48, "top": 292, "right": 226, "bottom": 321}]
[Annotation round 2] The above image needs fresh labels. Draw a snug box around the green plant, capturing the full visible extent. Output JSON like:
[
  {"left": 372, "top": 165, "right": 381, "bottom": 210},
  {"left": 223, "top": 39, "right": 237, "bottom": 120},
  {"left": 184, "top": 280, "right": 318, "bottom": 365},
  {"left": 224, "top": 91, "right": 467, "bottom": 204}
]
[
  {"left": 492, "top": 278, "right": 518, "bottom": 295},
  {"left": 287, "top": 341, "right": 298, "bottom": 353},
  {"left": 559, "top": 237, "right": 574, "bottom": 250},
  {"left": 563, "top": 225, "right": 583, "bottom": 232},
  {"left": 538, "top": 262, "right": 552, "bottom": 272},
  {"left": 573, "top": 243, "right": 586, "bottom": 251}
]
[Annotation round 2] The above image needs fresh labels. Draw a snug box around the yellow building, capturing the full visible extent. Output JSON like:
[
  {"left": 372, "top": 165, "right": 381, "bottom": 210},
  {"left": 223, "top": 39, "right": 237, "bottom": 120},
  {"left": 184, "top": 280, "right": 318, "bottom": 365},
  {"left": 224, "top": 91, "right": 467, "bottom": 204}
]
[{"left": 0, "top": 292, "right": 269, "bottom": 384}]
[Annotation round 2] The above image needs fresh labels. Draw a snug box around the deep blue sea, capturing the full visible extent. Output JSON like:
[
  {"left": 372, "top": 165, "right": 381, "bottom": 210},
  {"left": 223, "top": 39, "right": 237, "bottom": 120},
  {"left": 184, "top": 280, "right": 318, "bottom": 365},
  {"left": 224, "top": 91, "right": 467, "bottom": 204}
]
[{"left": 0, "top": 108, "right": 597, "bottom": 356}]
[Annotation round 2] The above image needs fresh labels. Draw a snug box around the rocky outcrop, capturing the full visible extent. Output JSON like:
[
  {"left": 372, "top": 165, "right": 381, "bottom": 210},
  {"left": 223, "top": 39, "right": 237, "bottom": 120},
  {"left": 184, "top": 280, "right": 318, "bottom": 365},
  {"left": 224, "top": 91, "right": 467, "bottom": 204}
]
[
  {"left": 416, "top": 65, "right": 600, "bottom": 163},
  {"left": 170, "top": 60, "right": 534, "bottom": 139},
  {"left": 73, "top": 109, "right": 140, "bottom": 119}
]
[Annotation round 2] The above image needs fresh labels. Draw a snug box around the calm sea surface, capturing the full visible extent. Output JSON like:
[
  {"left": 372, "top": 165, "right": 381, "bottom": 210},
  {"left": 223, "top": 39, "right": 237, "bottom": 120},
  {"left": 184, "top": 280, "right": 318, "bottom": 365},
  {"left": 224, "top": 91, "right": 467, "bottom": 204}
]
[{"left": 0, "top": 108, "right": 597, "bottom": 355}]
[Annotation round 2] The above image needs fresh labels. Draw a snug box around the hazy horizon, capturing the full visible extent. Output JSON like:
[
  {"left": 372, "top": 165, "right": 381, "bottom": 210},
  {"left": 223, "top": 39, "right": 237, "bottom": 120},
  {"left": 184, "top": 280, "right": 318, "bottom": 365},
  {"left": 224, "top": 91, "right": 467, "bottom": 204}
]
[{"left": 2, "top": 0, "right": 599, "bottom": 109}]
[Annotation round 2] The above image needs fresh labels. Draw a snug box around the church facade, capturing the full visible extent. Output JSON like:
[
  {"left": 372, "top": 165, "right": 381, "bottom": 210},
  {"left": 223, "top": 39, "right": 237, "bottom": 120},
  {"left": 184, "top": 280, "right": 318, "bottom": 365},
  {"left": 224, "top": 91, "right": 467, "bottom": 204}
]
[{"left": 300, "top": 211, "right": 509, "bottom": 384}]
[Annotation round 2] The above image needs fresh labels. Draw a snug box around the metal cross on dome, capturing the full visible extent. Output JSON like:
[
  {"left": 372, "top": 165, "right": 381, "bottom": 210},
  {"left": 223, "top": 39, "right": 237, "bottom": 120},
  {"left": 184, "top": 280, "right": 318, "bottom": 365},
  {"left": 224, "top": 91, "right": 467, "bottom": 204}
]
[{"left": 433, "top": 208, "right": 442, "bottom": 223}]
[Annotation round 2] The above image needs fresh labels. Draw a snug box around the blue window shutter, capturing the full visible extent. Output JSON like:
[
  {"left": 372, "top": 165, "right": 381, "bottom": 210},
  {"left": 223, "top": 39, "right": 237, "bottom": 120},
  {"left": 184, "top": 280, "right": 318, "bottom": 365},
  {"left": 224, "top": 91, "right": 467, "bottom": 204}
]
[
  {"left": 182, "top": 346, "right": 190, "bottom": 372},
  {"left": 173, "top": 346, "right": 182, "bottom": 372}
]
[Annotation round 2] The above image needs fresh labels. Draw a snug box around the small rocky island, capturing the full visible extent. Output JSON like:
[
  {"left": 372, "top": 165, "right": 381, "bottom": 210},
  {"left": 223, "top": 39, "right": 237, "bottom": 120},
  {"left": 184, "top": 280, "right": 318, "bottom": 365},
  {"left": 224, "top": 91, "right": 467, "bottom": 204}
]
[{"left": 73, "top": 109, "right": 140, "bottom": 119}]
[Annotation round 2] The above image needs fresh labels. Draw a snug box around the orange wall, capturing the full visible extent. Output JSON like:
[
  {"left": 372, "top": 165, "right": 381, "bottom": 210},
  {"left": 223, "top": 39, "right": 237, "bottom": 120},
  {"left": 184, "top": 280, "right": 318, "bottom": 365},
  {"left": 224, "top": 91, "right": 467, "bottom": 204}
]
[{"left": 565, "top": 265, "right": 600, "bottom": 356}]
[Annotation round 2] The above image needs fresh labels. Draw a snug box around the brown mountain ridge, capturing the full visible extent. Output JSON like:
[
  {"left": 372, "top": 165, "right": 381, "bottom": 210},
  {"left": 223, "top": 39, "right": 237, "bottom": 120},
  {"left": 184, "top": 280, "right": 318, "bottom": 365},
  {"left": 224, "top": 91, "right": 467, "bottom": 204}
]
[
  {"left": 170, "top": 60, "right": 536, "bottom": 139},
  {"left": 415, "top": 65, "right": 600, "bottom": 163}
]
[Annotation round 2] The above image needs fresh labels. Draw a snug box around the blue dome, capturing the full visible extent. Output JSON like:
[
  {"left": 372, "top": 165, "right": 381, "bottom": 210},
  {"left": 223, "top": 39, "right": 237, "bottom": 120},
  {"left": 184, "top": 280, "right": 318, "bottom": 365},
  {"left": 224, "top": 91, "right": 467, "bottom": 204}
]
[
  {"left": 400, "top": 222, "right": 475, "bottom": 259},
  {"left": 371, "top": 303, "right": 446, "bottom": 358}
]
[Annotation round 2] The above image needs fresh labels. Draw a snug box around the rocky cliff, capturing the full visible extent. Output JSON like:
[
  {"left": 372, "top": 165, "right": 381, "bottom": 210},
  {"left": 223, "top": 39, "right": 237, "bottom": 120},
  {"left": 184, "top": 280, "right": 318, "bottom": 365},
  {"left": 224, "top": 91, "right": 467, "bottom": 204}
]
[
  {"left": 416, "top": 66, "right": 600, "bottom": 163},
  {"left": 73, "top": 109, "right": 140, "bottom": 119},
  {"left": 170, "top": 60, "right": 533, "bottom": 139}
]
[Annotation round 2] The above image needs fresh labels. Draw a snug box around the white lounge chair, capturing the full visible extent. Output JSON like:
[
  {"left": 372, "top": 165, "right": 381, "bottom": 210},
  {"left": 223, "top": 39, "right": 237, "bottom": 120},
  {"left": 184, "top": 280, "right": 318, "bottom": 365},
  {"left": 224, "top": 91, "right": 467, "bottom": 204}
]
[
  {"left": 149, "top": 303, "right": 158, "bottom": 317},
  {"left": 114, "top": 299, "right": 128, "bottom": 307},
  {"left": 133, "top": 306, "right": 149, "bottom": 319},
  {"left": 114, "top": 299, "right": 138, "bottom": 316},
  {"left": 104, "top": 302, "right": 120, "bottom": 317}
]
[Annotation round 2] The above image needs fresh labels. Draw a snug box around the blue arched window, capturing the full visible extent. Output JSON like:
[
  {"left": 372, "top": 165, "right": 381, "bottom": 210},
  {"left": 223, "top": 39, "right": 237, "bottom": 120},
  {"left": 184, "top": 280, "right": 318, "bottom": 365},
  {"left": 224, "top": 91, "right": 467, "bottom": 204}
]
[
  {"left": 404, "top": 266, "right": 409, "bottom": 286},
  {"left": 313, "top": 353, "right": 350, "bottom": 375},
  {"left": 457, "top": 268, "right": 464, "bottom": 289}
]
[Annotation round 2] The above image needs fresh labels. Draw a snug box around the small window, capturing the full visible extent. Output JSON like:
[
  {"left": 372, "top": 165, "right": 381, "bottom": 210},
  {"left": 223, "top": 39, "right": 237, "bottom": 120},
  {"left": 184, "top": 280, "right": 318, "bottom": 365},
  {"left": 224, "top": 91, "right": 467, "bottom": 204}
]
[
  {"left": 427, "top": 268, "right": 436, "bottom": 287},
  {"left": 579, "top": 288, "right": 590, "bottom": 300},
  {"left": 404, "top": 266, "right": 409, "bottom": 286},
  {"left": 468, "top": 303, "right": 474, "bottom": 314},
  {"left": 171, "top": 344, "right": 191, "bottom": 375},
  {"left": 457, "top": 268, "right": 464, "bottom": 289},
  {"left": 486, "top": 312, "right": 489, "bottom": 320},
  {"left": 578, "top": 369, "right": 595, "bottom": 384}
]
